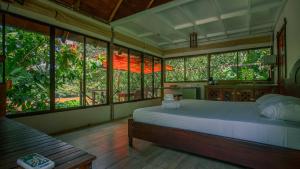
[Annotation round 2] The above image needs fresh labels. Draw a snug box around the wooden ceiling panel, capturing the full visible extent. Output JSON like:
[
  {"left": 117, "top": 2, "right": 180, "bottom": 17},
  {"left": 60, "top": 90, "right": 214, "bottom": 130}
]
[
  {"left": 113, "top": 0, "right": 151, "bottom": 21},
  {"left": 79, "top": 0, "right": 119, "bottom": 21},
  {"left": 53, "top": 0, "right": 173, "bottom": 23},
  {"left": 151, "top": 0, "right": 173, "bottom": 8},
  {"left": 54, "top": 0, "right": 76, "bottom": 7}
]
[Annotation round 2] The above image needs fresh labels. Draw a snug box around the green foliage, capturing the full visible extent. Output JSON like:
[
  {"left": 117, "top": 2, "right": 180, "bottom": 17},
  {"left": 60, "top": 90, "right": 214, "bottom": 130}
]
[
  {"left": 85, "top": 42, "right": 107, "bottom": 105},
  {"left": 165, "top": 58, "right": 184, "bottom": 82},
  {"left": 113, "top": 70, "right": 128, "bottom": 102},
  {"left": 54, "top": 37, "right": 83, "bottom": 109},
  {"left": 55, "top": 100, "right": 80, "bottom": 109},
  {"left": 6, "top": 27, "right": 50, "bottom": 113},
  {"left": 211, "top": 52, "right": 237, "bottom": 80},
  {"left": 143, "top": 56, "right": 153, "bottom": 98},
  {"left": 238, "top": 49, "right": 271, "bottom": 80},
  {"left": 154, "top": 58, "right": 162, "bottom": 97},
  {"left": 165, "top": 48, "right": 271, "bottom": 82},
  {"left": 186, "top": 56, "right": 208, "bottom": 81},
  {"left": 5, "top": 27, "right": 109, "bottom": 112}
]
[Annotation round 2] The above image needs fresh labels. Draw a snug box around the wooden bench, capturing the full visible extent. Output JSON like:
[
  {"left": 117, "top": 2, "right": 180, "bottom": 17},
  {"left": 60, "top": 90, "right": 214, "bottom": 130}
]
[{"left": 0, "top": 117, "right": 96, "bottom": 169}]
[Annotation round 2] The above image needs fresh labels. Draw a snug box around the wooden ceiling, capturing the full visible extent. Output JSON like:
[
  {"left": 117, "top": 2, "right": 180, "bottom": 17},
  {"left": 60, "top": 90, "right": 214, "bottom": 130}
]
[{"left": 52, "top": 0, "right": 173, "bottom": 23}]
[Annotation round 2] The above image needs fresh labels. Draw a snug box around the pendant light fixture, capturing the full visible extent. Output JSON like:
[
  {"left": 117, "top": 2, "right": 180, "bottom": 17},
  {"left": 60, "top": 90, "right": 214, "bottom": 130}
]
[{"left": 189, "top": 27, "right": 198, "bottom": 48}]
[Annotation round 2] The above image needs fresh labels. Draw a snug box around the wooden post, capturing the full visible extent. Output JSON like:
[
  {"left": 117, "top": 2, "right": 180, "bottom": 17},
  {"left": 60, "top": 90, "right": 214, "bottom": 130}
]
[
  {"left": 128, "top": 118, "right": 133, "bottom": 147},
  {"left": 0, "top": 83, "right": 6, "bottom": 117},
  {"left": 92, "top": 91, "right": 96, "bottom": 105},
  {"left": 109, "top": 28, "right": 115, "bottom": 120}
]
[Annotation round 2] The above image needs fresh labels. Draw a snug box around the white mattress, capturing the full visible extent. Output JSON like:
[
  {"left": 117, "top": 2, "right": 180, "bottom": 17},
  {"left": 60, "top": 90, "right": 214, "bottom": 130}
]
[{"left": 133, "top": 99, "right": 300, "bottom": 150}]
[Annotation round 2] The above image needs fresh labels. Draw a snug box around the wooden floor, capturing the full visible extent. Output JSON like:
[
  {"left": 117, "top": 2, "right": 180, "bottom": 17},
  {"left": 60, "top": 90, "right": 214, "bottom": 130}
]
[{"left": 56, "top": 119, "right": 245, "bottom": 169}]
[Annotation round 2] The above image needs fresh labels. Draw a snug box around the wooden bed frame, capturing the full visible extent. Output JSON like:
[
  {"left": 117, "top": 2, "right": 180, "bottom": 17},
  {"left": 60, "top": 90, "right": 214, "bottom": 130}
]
[{"left": 128, "top": 59, "right": 300, "bottom": 169}]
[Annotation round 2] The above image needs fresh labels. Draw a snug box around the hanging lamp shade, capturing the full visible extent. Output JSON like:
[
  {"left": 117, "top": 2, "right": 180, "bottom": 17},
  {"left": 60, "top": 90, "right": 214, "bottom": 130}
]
[{"left": 190, "top": 32, "right": 198, "bottom": 48}]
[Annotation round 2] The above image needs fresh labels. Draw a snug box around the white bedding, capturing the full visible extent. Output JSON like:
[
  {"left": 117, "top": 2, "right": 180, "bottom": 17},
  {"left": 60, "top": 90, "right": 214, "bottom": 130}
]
[{"left": 133, "top": 99, "right": 300, "bottom": 150}]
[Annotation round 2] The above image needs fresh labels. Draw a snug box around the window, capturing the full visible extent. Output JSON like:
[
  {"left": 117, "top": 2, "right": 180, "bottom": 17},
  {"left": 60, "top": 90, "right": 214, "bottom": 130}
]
[
  {"left": 113, "top": 46, "right": 128, "bottom": 103},
  {"left": 210, "top": 52, "right": 238, "bottom": 80},
  {"left": 165, "top": 58, "right": 184, "bottom": 82},
  {"left": 154, "top": 57, "right": 162, "bottom": 97},
  {"left": 0, "top": 13, "right": 3, "bottom": 56},
  {"left": 0, "top": 14, "right": 3, "bottom": 84},
  {"left": 129, "top": 50, "right": 142, "bottom": 101},
  {"left": 5, "top": 15, "right": 50, "bottom": 113},
  {"left": 85, "top": 37, "right": 108, "bottom": 106},
  {"left": 55, "top": 29, "right": 84, "bottom": 109},
  {"left": 185, "top": 55, "right": 208, "bottom": 81},
  {"left": 238, "top": 48, "right": 271, "bottom": 80},
  {"left": 143, "top": 55, "right": 153, "bottom": 99},
  {"left": 165, "top": 47, "right": 271, "bottom": 82},
  {"left": 0, "top": 12, "right": 162, "bottom": 116}
]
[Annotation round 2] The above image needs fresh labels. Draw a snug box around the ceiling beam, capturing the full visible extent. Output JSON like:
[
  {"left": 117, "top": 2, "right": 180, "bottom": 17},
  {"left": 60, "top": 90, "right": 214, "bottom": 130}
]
[
  {"left": 172, "top": 38, "right": 187, "bottom": 43},
  {"left": 154, "top": 14, "right": 187, "bottom": 38},
  {"left": 207, "top": 31, "right": 225, "bottom": 38},
  {"left": 158, "top": 42, "right": 169, "bottom": 46},
  {"left": 133, "top": 20, "right": 173, "bottom": 43},
  {"left": 251, "top": 1, "right": 282, "bottom": 13},
  {"left": 146, "top": 0, "right": 155, "bottom": 9},
  {"left": 111, "top": 0, "right": 195, "bottom": 26},
  {"left": 247, "top": 0, "right": 251, "bottom": 35},
  {"left": 195, "top": 17, "right": 219, "bottom": 25},
  {"left": 138, "top": 32, "right": 155, "bottom": 38},
  {"left": 251, "top": 23, "right": 273, "bottom": 30},
  {"left": 172, "top": 0, "right": 283, "bottom": 31},
  {"left": 115, "top": 26, "right": 159, "bottom": 47},
  {"left": 227, "top": 28, "right": 249, "bottom": 34},
  {"left": 220, "top": 10, "right": 248, "bottom": 20},
  {"left": 174, "top": 23, "right": 193, "bottom": 30},
  {"left": 109, "top": 0, "right": 124, "bottom": 22},
  {"left": 211, "top": 0, "right": 227, "bottom": 37},
  {"left": 175, "top": 5, "right": 204, "bottom": 34}
]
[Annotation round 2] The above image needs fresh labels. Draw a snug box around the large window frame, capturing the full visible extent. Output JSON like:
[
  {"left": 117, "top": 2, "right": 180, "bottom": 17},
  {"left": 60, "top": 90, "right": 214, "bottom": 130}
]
[
  {"left": 164, "top": 47, "right": 272, "bottom": 83},
  {"left": 1, "top": 11, "right": 162, "bottom": 117},
  {"left": 112, "top": 44, "right": 163, "bottom": 104},
  {"left": 0, "top": 13, "right": 5, "bottom": 84}
]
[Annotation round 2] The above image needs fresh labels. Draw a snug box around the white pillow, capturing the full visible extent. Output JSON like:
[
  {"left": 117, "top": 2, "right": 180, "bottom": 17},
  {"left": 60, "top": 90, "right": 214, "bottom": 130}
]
[
  {"left": 260, "top": 104, "right": 281, "bottom": 120},
  {"left": 260, "top": 97, "right": 300, "bottom": 122},
  {"left": 258, "top": 96, "right": 281, "bottom": 111},
  {"left": 258, "top": 95, "right": 300, "bottom": 110},
  {"left": 256, "top": 94, "right": 281, "bottom": 105},
  {"left": 277, "top": 103, "right": 300, "bottom": 122}
]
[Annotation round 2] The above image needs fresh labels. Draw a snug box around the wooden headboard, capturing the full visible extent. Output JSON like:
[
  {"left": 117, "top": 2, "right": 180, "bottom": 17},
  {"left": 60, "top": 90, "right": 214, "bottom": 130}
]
[{"left": 283, "top": 59, "right": 300, "bottom": 98}]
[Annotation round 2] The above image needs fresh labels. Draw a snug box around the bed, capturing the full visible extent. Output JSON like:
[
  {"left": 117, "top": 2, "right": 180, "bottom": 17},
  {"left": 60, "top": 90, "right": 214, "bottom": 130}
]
[{"left": 128, "top": 60, "right": 300, "bottom": 169}]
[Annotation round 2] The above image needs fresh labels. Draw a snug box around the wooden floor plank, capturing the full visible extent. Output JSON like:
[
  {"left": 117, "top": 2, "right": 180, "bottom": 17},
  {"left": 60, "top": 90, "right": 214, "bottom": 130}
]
[{"left": 57, "top": 118, "right": 244, "bottom": 169}]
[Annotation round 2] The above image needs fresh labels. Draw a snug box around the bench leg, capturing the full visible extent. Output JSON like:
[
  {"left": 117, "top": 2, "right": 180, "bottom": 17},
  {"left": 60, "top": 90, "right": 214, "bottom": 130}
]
[{"left": 128, "top": 118, "right": 133, "bottom": 147}]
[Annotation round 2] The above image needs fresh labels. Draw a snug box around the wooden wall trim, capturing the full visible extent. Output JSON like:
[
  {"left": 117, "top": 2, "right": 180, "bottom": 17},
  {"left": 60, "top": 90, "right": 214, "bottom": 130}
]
[{"left": 164, "top": 35, "right": 272, "bottom": 56}]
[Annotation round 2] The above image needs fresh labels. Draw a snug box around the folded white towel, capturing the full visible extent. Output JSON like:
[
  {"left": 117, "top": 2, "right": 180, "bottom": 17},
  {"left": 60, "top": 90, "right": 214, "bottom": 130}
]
[
  {"left": 162, "top": 100, "right": 180, "bottom": 109},
  {"left": 164, "top": 94, "right": 174, "bottom": 101}
]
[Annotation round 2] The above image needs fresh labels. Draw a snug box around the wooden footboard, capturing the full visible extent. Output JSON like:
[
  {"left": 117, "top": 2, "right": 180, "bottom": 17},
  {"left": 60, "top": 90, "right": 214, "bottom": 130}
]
[{"left": 128, "top": 118, "right": 300, "bottom": 169}]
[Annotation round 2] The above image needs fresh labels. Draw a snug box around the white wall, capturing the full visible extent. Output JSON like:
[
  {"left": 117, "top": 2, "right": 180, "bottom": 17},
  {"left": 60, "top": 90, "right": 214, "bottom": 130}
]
[
  {"left": 114, "top": 99, "right": 162, "bottom": 119},
  {"left": 164, "top": 82, "right": 207, "bottom": 99},
  {"left": 14, "top": 106, "right": 110, "bottom": 134},
  {"left": 14, "top": 99, "right": 161, "bottom": 134},
  {"left": 273, "top": 0, "right": 300, "bottom": 79}
]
